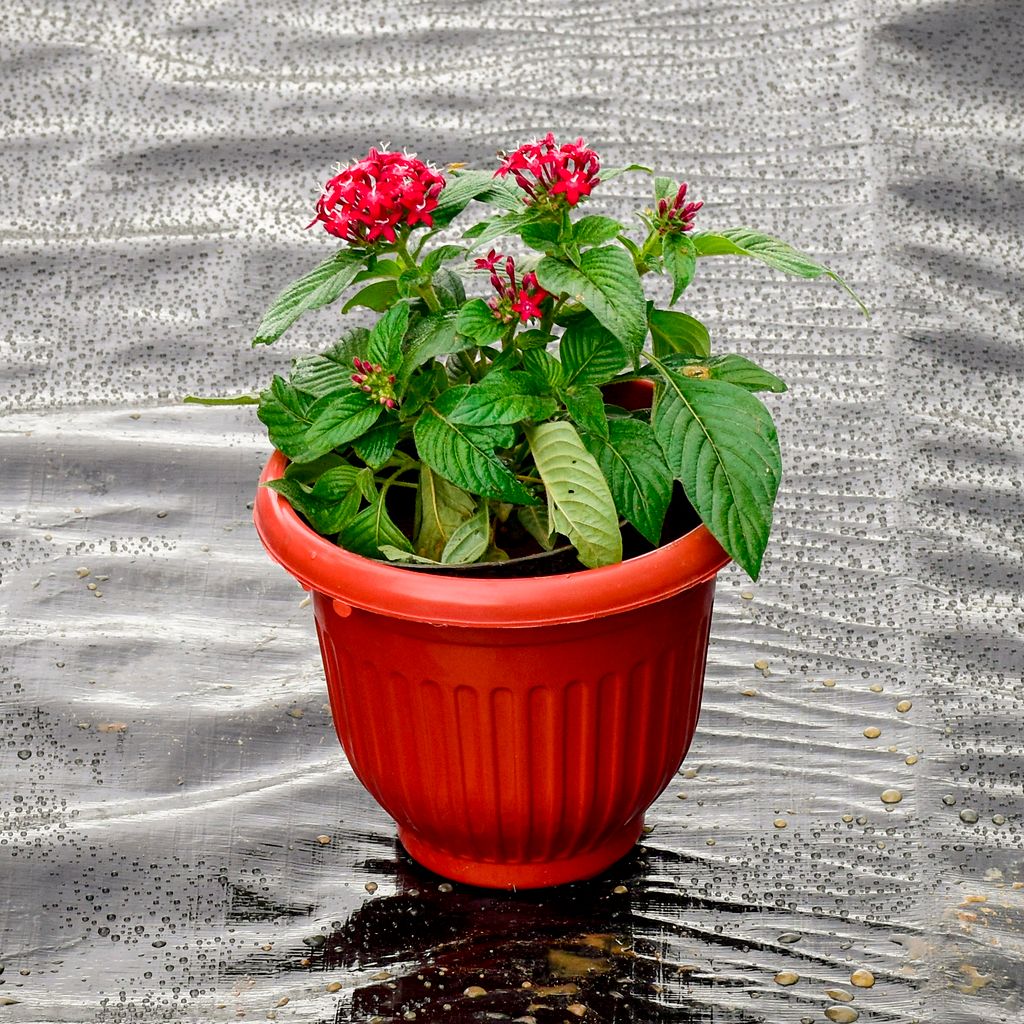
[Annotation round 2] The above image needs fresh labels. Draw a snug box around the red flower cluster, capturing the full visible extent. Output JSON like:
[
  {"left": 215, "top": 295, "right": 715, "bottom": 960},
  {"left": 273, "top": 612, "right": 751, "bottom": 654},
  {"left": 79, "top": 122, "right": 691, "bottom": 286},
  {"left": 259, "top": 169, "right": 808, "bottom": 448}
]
[
  {"left": 309, "top": 148, "right": 446, "bottom": 245},
  {"left": 495, "top": 133, "right": 601, "bottom": 207},
  {"left": 351, "top": 357, "right": 398, "bottom": 409},
  {"left": 653, "top": 182, "right": 703, "bottom": 234},
  {"left": 474, "top": 250, "right": 549, "bottom": 324}
]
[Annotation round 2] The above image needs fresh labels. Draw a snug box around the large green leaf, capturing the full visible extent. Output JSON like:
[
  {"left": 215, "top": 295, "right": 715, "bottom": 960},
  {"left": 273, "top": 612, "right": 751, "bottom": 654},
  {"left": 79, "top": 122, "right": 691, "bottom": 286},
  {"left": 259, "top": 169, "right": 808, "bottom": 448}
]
[
  {"left": 399, "top": 311, "right": 475, "bottom": 384},
  {"left": 352, "top": 419, "right": 401, "bottom": 467},
  {"left": 455, "top": 298, "right": 506, "bottom": 344},
  {"left": 651, "top": 366, "right": 782, "bottom": 580},
  {"left": 525, "top": 421, "right": 622, "bottom": 568},
  {"left": 367, "top": 303, "right": 409, "bottom": 370},
  {"left": 342, "top": 279, "right": 399, "bottom": 313},
  {"left": 583, "top": 419, "right": 672, "bottom": 546},
  {"left": 296, "top": 390, "right": 383, "bottom": 463},
  {"left": 414, "top": 388, "right": 536, "bottom": 504},
  {"left": 662, "top": 232, "right": 697, "bottom": 304},
  {"left": 263, "top": 471, "right": 361, "bottom": 536},
  {"left": 522, "top": 348, "right": 567, "bottom": 391},
  {"left": 517, "top": 505, "right": 555, "bottom": 551},
  {"left": 338, "top": 495, "right": 413, "bottom": 558},
  {"left": 448, "top": 370, "right": 558, "bottom": 426},
  {"left": 252, "top": 250, "right": 364, "bottom": 346},
  {"left": 559, "top": 314, "right": 628, "bottom": 386},
  {"left": 535, "top": 246, "right": 647, "bottom": 359},
  {"left": 562, "top": 384, "right": 608, "bottom": 438},
  {"left": 647, "top": 306, "right": 710, "bottom": 358},
  {"left": 257, "top": 377, "right": 319, "bottom": 459},
  {"left": 462, "top": 211, "right": 532, "bottom": 247},
  {"left": 692, "top": 228, "right": 868, "bottom": 315},
  {"left": 441, "top": 503, "right": 490, "bottom": 564},
  {"left": 432, "top": 171, "right": 523, "bottom": 228},
  {"left": 290, "top": 328, "right": 370, "bottom": 397},
  {"left": 571, "top": 215, "right": 624, "bottom": 247},
  {"left": 659, "top": 353, "right": 787, "bottom": 393},
  {"left": 414, "top": 466, "right": 477, "bottom": 560}
]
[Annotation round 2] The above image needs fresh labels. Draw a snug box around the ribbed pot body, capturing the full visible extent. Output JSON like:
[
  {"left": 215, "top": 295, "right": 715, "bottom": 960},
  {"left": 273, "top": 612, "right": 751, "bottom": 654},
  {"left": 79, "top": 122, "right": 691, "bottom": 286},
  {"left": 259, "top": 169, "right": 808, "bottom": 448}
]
[{"left": 311, "top": 580, "right": 715, "bottom": 889}]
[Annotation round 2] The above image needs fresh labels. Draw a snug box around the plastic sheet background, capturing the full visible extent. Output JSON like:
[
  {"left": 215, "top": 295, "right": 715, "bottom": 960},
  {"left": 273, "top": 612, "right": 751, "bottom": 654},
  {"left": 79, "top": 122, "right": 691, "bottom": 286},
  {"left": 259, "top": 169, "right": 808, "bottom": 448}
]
[{"left": 2, "top": 1, "right": 1023, "bottom": 1021}]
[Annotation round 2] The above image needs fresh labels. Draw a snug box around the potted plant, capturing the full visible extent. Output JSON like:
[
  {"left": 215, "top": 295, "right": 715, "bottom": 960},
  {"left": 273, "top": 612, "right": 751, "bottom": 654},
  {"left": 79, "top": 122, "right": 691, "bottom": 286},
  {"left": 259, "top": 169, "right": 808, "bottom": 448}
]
[{"left": 192, "top": 134, "right": 863, "bottom": 889}]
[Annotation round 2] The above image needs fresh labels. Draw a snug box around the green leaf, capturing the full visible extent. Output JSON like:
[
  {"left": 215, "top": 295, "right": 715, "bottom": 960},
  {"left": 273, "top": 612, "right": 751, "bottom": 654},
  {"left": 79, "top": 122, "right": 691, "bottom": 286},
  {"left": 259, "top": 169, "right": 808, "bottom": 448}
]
[
  {"left": 463, "top": 210, "right": 532, "bottom": 247},
  {"left": 432, "top": 266, "right": 466, "bottom": 308},
  {"left": 295, "top": 390, "right": 383, "bottom": 463},
  {"left": 692, "top": 228, "right": 868, "bottom": 315},
  {"left": 663, "top": 232, "right": 697, "bottom": 303},
  {"left": 414, "top": 466, "right": 477, "bottom": 560},
  {"left": 379, "top": 546, "right": 442, "bottom": 564},
  {"left": 651, "top": 367, "right": 781, "bottom": 580},
  {"left": 284, "top": 452, "right": 346, "bottom": 484},
  {"left": 515, "top": 329, "right": 554, "bottom": 351},
  {"left": 449, "top": 370, "right": 558, "bottom": 426},
  {"left": 351, "top": 259, "right": 402, "bottom": 283},
  {"left": 309, "top": 465, "right": 364, "bottom": 500},
  {"left": 441, "top": 503, "right": 490, "bottom": 564},
  {"left": 559, "top": 314, "right": 628, "bottom": 386},
  {"left": 522, "top": 348, "right": 567, "bottom": 391},
  {"left": 352, "top": 419, "right": 401, "bottom": 467},
  {"left": 290, "top": 328, "right": 370, "bottom": 397},
  {"left": 525, "top": 421, "right": 622, "bottom": 568},
  {"left": 184, "top": 394, "right": 259, "bottom": 406},
  {"left": 367, "top": 303, "right": 410, "bottom": 370},
  {"left": 400, "top": 311, "right": 474, "bottom": 382},
  {"left": 338, "top": 495, "right": 413, "bottom": 558},
  {"left": 654, "top": 177, "right": 676, "bottom": 203},
  {"left": 562, "top": 384, "right": 608, "bottom": 439},
  {"left": 252, "top": 249, "right": 363, "bottom": 346},
  {"left": 342, "top": 279, "right": 399, "bottom": 314},
  {"left": 601, "top": 163, "right": 653, "bottom": 181},
  {"left": 432, "top": 170, "right": 523, "bottom": 228},
  {"left": 263, "top": 476, "right": 360, "bottom": 536},
  {"left": 648, "top": 306, "right": 711, "bottom": 358},
  {"left": 257, "top": 377, "right": 319, "bottom": 459},
  {"left": 414, "top": 388, "right": 536, "bottom": 505},
  {"left": 517, "top": 505, "right": 554, "bottom": 551},
  {"left": 571, "top": 215, "right": 623, "bottom": 247},
  {"left": 583, "top": 418, "right": 672, "bottom": 546},
  {"left": 535, "top": 247, "right": 647, "bottom": 359},
  {"left": 421, "top": 245, "right": 466, "bottom": 276},
  {"left": 455, "top": 298, "right": 506, "bottom": 344},
  {"left": 520, "top": 221, "right": 562, "bottom": 254},
  {"left": 660, "top": 353, "right": 787, "bottom": 393}
]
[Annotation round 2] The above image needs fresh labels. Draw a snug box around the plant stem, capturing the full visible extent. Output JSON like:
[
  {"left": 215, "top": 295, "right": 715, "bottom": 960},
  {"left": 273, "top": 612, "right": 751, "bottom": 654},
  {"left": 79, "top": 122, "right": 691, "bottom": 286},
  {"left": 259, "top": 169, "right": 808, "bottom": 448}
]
[{"left": 394, "top": 235, "right": 442, "bottom": 312}]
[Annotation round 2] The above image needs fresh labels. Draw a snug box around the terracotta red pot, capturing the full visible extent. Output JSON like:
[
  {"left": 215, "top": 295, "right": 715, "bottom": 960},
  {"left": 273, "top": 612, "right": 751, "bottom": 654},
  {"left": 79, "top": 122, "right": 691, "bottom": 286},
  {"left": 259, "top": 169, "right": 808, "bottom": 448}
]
[{"left": 252, "top": 388, "right": 730, "bottom": 889}]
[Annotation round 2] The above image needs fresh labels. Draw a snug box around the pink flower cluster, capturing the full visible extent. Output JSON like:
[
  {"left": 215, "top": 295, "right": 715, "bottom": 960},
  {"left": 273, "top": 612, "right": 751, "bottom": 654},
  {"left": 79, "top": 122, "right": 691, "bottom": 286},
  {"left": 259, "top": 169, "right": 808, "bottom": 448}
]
[
  {"left": 653, "top": 182, "right": 703, "bottom": 234},
  {"left": 495, "top": 133, "right": 601, "bottom": 207},
  {"left": 351, "top": 357, "right": 398, "bottom": 409},
  {"left": 474, "top": 250, "right": 549, "bottom": 324},
  {"left": 309, "top": 148, "right": 445, "bottom": 245}
]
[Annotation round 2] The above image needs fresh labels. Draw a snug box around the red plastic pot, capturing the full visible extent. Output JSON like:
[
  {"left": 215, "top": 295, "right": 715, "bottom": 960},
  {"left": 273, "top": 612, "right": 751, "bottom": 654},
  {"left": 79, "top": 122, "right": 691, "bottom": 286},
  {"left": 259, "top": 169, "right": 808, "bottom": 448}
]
[{"left": 252, "top": 388, "right": 730, "bottom": 889}]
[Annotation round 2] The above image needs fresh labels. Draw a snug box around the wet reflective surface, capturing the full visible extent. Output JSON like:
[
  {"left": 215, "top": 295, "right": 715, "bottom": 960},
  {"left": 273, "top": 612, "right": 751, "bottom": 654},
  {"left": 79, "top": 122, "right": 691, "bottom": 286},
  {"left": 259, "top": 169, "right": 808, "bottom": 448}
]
[{"left": 2, "top": 1, "right": 1024, "bottom": 1021}]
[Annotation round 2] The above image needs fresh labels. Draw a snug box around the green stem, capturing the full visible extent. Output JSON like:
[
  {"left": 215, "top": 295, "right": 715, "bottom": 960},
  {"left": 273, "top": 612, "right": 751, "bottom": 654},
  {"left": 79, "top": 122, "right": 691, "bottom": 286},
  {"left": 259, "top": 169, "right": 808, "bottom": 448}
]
[{"left": 394, "top": 235, "right": 442, "bottom": 313}]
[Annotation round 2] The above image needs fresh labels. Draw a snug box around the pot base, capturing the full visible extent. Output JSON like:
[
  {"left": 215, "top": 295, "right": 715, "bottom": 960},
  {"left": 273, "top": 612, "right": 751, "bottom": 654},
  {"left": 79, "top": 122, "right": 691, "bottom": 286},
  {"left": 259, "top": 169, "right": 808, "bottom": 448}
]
[{"left": 397, "top": 815, "right": 646, "bottom": 891}]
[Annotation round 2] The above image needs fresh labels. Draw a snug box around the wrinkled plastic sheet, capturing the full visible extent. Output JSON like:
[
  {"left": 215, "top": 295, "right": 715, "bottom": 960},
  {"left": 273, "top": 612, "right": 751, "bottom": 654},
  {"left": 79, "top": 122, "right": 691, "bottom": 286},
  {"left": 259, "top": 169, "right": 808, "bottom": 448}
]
[{"left": 2, "top": 1, "right": 1023, "bottom": 1021}]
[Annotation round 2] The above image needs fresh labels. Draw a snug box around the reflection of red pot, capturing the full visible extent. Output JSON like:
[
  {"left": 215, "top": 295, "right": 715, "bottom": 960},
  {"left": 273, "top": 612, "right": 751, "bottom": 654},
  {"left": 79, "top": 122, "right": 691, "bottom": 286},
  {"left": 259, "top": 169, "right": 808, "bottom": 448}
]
[{"left": 253, "top": 383, "right": 730, "bottom": 889}]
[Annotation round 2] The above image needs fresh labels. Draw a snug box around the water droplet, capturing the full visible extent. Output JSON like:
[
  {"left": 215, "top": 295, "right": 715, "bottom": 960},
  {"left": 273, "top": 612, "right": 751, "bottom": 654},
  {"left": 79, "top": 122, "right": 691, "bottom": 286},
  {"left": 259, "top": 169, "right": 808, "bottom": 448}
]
[
  {"left": 942, "top": 795, "right": 957, "bottom": 806},
  {"left": 868, "top": 683, "right": 883, "bottom": 693},
  {"left": 287, "top": 708, "right": 304, "bottom": 719},
  {"left": 863, "top": 727, "right": 881, "bottom": 739},
  {"left": 777, "top": 932, "right": 801, "bottom": 944},
  {"left": 325, "top": 982, "right": 342, "bottom": 993},
  {"left": 753, "top": 659, "right": 769, "bottom": 670},
  {"left": 896, "top": 700, "right": 912, "bottom": 713},
  {"left": 740, "top": 591, "right": 754, "bottom": 600},
  {"left": 823, "top": 678, "right": 837, "bottom": 688},
  {"left": 880, "top": 789, "right": 902, "bottom": 804},
  {"left": 438, "top": 882, "right": 453, "bottom": 893},
  {"left": 364, "top": 882, "right": 378, "bottom": 894},
  {"left": 464, "top": 986, "right": 487, "bottom": 998},
  {"left": 905, "top": 754, "right": 918, "bottom": 765},
  {"left": 841, "top": 814, "right": 854, "bottom": 823},
  {"left": 773, "top": 819, "right": 788, "bottom": 829},
  {"left": 992, "top": 814, "right": 1006, "bottom": 826},
  {"left": 824, "top": 1007, "right": 859, "bottom": 1023},
  {"left": 959, "top": 809, "right": 979, "bottom": 824},
  {"left": 850, "top": 969, "right": 875, "bottom": 988},
  {"left": 315, "top": 835, "right": 331, "bottom": 845},
  {"left": 16, "top": 750, "right": 31, "bottom": 761},
  {"left": 774, "top": 971, "right": 799, "bottom": 986},
  {"left": 613, "top": 885, "right": 628, "bottom": 894},
  {"left": 826, "top": 988, "right": 854, "bottom": 1001}
]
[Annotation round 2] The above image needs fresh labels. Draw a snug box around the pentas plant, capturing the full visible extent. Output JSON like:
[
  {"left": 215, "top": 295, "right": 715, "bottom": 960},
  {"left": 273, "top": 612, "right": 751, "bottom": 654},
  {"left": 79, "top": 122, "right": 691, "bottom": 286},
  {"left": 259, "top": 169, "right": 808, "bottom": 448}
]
[{"left": 193, "top": 134, "right": 864, "bottom": 579}]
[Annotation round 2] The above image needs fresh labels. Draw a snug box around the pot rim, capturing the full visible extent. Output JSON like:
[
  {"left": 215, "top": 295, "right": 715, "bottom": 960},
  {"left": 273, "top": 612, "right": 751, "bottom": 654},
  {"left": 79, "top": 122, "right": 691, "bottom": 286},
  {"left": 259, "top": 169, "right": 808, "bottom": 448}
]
[{"left": 254, "top": 449, "right": 730, "bottom": 628}]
